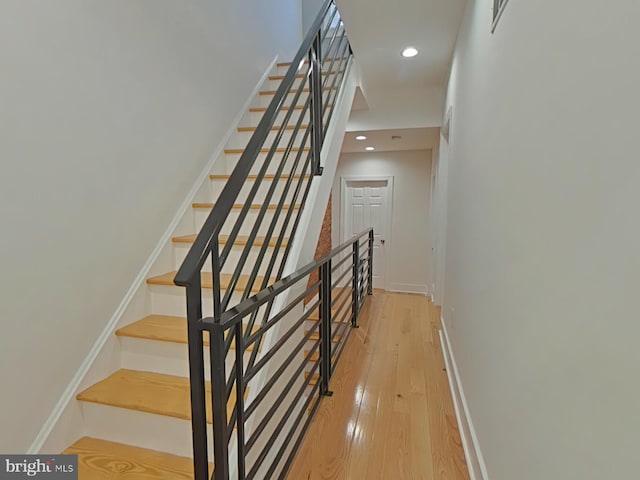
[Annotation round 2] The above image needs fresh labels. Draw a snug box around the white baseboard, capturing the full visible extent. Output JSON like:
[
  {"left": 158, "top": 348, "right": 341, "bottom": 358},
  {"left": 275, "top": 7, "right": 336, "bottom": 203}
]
[
  {"left": 439, "top": 318, "right": 489, "bottom": 480},
  {"left": 27, "top": 55, "right": 280, "bottom": 454},
  {"left": 388, "top": 283, "right": 428, "bottom": 295}
]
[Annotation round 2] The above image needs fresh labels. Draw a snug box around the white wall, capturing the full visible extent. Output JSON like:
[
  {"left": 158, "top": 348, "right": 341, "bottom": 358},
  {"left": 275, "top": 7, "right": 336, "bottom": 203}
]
[
  {"left": 332, "top": 150, "right": 432, "bottom": 293},
  {"left": 441, "top": 0, "right": 640, "bottom": 478},
  {"left": 347, "top": 84, "right": 444, "bottom": 131},
  {"left": 430, "top": 133, "right": 449, "bottom": 306},
  {"left": 0, "top": 0, "right": 300, "bottom": 453},
  {"left": 301, "top": 0, "right": 324, "bottom": 34}
]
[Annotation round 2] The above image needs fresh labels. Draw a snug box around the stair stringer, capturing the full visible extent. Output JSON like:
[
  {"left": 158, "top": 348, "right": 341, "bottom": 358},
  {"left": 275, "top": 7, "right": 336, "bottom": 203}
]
[
  {"left": 30, "top": 56, "right": 281, "bottom": 456},
  {"left": 237, "top": 59, "right": 356, "bottom": 479}
]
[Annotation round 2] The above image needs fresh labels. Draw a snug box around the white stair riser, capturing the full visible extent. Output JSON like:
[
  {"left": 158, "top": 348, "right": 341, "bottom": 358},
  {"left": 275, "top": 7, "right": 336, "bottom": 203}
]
[
  {"left": 225, "top": 153, "right": 311, "bottom": 176},
  {"left": 150, "top": 285, "right": 275, "bottom": 318},
  {"left": 194, "top": 208, "right": 299, "bottom": 238},
  {"left": 227, "top": 128, "right": 309, "bottom": 150},
  {"left": 248, "top": 109, "right": 311, "bottom": 127},
  {"left": 119, "top": 337, "right": 251, "bottom": 379},
  {"left": 173, "top": 243, "right": 287, "bottom": 276},
  {"left": 273, "top": 60, "right": 340, "bottom": 75},
  {"left": 211, "top": 177, "right": 300, "bottom": 204},
  {"left": 267, "top": 70, "right": 342, "bottom": 91},
  {"left": 267, "top": 76, "right": 308, "bottom": 92},
  {"left": 80, "top": 402, "right": 210, "bottom": 458},
  {"left": 258, "top": 91, "right": 312, "bottom": 109}
]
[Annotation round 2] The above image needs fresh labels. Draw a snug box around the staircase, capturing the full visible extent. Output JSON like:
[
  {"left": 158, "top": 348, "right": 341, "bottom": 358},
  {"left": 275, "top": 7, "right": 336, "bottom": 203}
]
[
  {"left": 44, "top": 1, "right": 365, "bottom": 478},
  {"left": 59, "top": 56, "right": 344, "bottom": 477}
]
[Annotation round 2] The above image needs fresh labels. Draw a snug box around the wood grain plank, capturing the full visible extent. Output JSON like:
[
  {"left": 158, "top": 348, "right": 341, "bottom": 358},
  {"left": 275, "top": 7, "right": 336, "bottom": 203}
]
[
  {"left": 115, "top": 314, "right": 258, "bottom": 350},
  {"left": 208, "top": 174, "right": 303, "bottom": 181},
  {"left": 145, "top": 271, "right": 273, "bottom": 293},
  {"left": 171, "top": 234, "right": 289, "bottom": 248},
  {"left": 76, "top": 369, "right": 238, "bottom": 424},
  {"left": 224, "top": 147, "right": 310, "bottom": 155},
  {"left": 286, "top": 292, "right": 469, "bottom": 480},
  {"left": 191, "top": 203, "right": 300, "bottom": 211},
  {"left": 63, "top": 437, "right": 206, "bottom": 479},
  {"left": 237, "top": 125, "right": 307, "bottom": 132}
]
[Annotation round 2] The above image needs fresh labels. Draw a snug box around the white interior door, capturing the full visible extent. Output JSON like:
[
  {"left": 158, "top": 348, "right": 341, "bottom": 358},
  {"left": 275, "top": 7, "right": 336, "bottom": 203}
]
[{"left": 342, "top": 179, "right": 391, "bottom": 290}]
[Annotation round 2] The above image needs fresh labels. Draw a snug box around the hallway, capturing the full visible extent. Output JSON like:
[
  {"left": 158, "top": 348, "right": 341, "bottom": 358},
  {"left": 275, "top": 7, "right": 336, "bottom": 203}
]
[{"left": 287, "top": 291, "right": 469, "bottom": 479}]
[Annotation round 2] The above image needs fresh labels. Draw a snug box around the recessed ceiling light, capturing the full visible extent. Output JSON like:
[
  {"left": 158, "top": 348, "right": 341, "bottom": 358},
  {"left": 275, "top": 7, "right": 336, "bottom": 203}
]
[
  {"left": 365, "top": 146, "right": 375, "bottom": 151},
  {"left": 402, "top": 47, "right": 418, "bottom": 58},
  {"left": 355, "top": 135, "right": 367, "bottom": 140}
]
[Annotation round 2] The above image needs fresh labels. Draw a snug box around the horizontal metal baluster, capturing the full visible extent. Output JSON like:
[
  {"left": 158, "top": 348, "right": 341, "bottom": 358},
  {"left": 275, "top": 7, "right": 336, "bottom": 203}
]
[
  {"left": 331, "top": 287, "right": 352, "bottom": 322},
  {"left": 275, "top": 384, "right": 322, "bottom": 480},
  {"left": 244, "top": 295, "right": 320, "bottom": 349},
  {"left": 330, "top": 264, "right": 353, "bottom": 290},
  {"left": 245, "top": 308, "right": 319, "bottom": 382},
  {"left": 260, "top": 368, "right": 323, "bottom": 480},
  {"left": 245, "top": 345, "right": 320, "bottom": 453},
  {"left": 245, "top": 357, "right": 321, "bottom": 479},
  {"left": 330, "top": 253, "right": 352, "bottom": 273},
  {"left": 331, "top": 281, "right": 352, "bottom": 308},
  {"left": 244, "top": 323, "right": 320, "bottom": 420}
]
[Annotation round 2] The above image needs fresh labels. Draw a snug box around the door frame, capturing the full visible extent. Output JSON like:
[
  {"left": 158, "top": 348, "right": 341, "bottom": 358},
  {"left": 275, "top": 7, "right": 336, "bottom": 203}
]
[{"left": 340, "top": 175, "right": 394, "bottom": 291}]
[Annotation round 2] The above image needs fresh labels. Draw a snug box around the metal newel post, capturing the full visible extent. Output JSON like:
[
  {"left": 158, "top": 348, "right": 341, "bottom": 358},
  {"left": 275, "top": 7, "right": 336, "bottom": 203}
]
[
  {"left": 234, "top": 322, "right": 246, "bottom": 479},
  {"left": 319, "top": 261, "right": 333, "bottom": 396},
  {"left": 310, "top": 32, "right": 324, "bottom": 176},
  {"left": 368, "top": 229, "right": 374, "bottom": 295},
  {"left": 351, "top": 239, "right": 360, "bottom": 327},
  {"left": 185, "top": 280, "right": 210, "bottom": 480},
  {"left": 210, "top": 323, "right": 230, "bottom": 480}
]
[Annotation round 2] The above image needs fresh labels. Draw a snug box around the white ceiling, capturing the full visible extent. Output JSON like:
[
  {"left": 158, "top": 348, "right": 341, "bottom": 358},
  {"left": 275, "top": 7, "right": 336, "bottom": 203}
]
[
  {"left": 341, "top": 127, "right": 440, "bottom": 153},
  {"left": 335, "top": 0, "right": 467, "bottom": 143},
  {"left": 337, "top": 0, "right": 467, "bottom": 89}
]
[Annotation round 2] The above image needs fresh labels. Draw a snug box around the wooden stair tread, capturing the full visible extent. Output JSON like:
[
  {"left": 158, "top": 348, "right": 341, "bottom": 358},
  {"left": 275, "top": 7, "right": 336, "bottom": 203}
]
[
  {"left": 306, "top": 331, "right": 342, "bottom": 343},
  {"left": 249, "top": 105, "right": 304, "bottom": 113},
  {"left": 259, "top": 87, "right": 336, "bottom": 96},
  {"left": 268, "top": 71, "right": 340, "bottom": 81},
  {"left": 209, "top": 173, "right": 303, "bottom": 181},
  {"left": 192, "top": 203, "right": 301, "bottom": 211},
  {"left": 304, "top": 350, "right": 320, "bottom": 362},
  {"left": 277, "top": 59, "right": 346, "bottom": 68},
  {"left": 224, "top": 146, "right": 310, "bottom": 154},
  {"left": 237, "top": 124, "right": 308, "bottom": 132},
  {"left": 172, "top": 234, "right": 289, "bottom": 248},
  {"left": 305, "top": 372, "right": 320, "bottom": 386},
  {"left": 76, "top": 369, "right": 237, "bottom": 423},
  {"left": 146, "top": 271, "right": 273, "bottom": 293},
  {"left": 64, "top": 436, "right": 206, "bottom": 479},
  {"left": 115, "top": 315, "right": 259, "bottom": 349}
]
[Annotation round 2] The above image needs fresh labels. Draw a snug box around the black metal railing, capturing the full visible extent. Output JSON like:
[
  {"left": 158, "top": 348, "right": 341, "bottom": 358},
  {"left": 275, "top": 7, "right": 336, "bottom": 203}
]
[
  {"left": 173, "top": 0, "right": 355, "bottom": 478},
  {"left": 201, "top": 228, "right": 373, "bottom": 479}
]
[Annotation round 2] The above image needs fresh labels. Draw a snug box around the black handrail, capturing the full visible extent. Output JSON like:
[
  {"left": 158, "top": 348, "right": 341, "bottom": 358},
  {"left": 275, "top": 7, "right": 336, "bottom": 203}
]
[
  {"left": 174, "top": 0, "right": 335, "bottom": 287},
  {"left": 200, "top": 228, "right": 373, "bottom": 479},
  {"left": 171, "top": 1, "right": 355, "bottom": 478}
]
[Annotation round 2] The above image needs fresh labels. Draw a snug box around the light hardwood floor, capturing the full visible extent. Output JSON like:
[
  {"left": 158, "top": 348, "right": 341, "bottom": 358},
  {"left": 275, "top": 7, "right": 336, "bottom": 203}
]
[{"left": 286, "top": 291, "right": 469, "bottom": 480}]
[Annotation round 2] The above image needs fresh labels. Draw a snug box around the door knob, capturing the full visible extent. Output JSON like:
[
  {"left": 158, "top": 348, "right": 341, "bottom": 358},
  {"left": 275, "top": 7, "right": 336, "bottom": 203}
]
[{"left": 381, "top": 239, "right": 385, "bottom": 245}]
